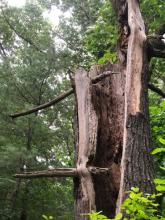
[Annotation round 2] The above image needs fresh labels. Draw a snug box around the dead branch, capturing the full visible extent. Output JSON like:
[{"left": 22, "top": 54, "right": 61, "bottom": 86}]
[
  {"left": 14, "top": 167, "right": 110, "bottom": 179},
  {"left": 147, "top": 35, "right": 165, "bottom": 58},
  {"left": 148, "top": 83, "right": 165, "bottom": 98},
  {"left": 10, "top": 70, "right": 121, "bottom": 119},
  {"left": 10, "top": 88, "right": 74, "bottom": 119},
  {"left": 91, "top": 71, "right": 120, "bottom": 84},
  {"left": 14, "top": 168, "right": 77, "bottom": 178}
]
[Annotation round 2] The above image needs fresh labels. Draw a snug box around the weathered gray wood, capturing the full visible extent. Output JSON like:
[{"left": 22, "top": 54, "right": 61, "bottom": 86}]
[
  {"left": 89, "top": 64, "right": 125, "bottom": 218},
  {"left": 75, "top": 68, "right": 98, "bottom": 219},
  {"left": 14, "top": 168, "right": 77, "bottom": 178},
  {"left": 74, "top": 61, "right": 125, "bottom": 219},
  {"left": 91, "top": 70, "right": 119, "bottom": 84}
]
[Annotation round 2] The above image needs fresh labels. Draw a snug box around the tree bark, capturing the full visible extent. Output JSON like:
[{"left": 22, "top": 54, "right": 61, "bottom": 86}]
[{"left": 117, "top": 0, "right": 155, "bottom": 211}]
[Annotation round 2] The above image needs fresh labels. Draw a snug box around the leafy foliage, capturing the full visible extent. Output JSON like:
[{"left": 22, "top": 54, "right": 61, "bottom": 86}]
[
  {"left": 87, "top": 188, "right": 165, "bottom": 220},
  {"left": 84, "top": 0, "right": 117, "bottom": 64}
]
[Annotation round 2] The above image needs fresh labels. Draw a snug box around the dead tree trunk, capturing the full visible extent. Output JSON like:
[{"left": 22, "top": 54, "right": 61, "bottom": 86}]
[{"left": 74, "top": 63, "right": 125, "bottom": 219}]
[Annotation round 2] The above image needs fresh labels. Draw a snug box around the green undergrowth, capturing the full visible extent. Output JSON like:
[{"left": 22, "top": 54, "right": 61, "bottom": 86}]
[{"left": 84, "top": 186, "right": 165, "bottom": 220}]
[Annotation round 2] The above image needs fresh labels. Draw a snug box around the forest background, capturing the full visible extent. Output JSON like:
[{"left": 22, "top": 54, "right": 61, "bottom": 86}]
[{"left": 0, "top": 0, "right": 165, "bottom": 219}]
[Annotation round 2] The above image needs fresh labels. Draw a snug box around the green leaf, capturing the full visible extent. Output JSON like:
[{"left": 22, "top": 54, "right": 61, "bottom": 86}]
[
  {"left": 160, "top": 100, "right": 165, "bottom": 109},
  {"left": 42, "top": 215, "right": 48, "bottom": 220},
  {"left": 151, "top": 148, "right": 165, "bottom": 154},
  {"left": 115, "top": 213, "right": 122, "bottom": 220},
  {"left": 154, "top": 179, "right": 165, "bottom": 185},
  {"left": 159, "top": 137, "right": 165, "bottom": 145},
  {"left": 156, "top": 185, "right": 165, "bottom": 192},
  {"left": 160, "top": 166, "right": 165, "bottom": 171},
  {"left": 131, "top": 187, "right": 139, "bottom": 193}
]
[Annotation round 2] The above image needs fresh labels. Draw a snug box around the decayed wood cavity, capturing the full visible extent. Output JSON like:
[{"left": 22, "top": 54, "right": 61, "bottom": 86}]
[
  {"left": 89, "top": 63, "right": 125, "bottom": 218},
  {"left": 75, "top": 68, "right": 98, "bottom": 218},
  {"left": 74, "top": 62, "right": 125, "bottom": 218}
]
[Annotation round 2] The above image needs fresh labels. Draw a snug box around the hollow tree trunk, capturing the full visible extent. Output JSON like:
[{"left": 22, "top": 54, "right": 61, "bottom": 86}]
[
  {"left": 74, "top": 63, "right": 125, "bottom": 219},
  {"left": 74, "top": 0, "right": 155, "bottom": 219}
]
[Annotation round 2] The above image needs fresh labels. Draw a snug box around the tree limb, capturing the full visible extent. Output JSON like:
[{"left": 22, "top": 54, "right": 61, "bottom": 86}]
[
  {"left": 2, "top": 9, "right": 44, "bottom": 54},
  {"left": 10, "top": 88, "right": 74, "bottom": 119},
  {"left": 15, "top": 168, "right": 77, "bottom": 178},
  {"left": 147, "top": 35, "right": 165, "bottom": 58},
  {"left": 10, "top": 70, "right": 122, "bottom": 119},
  {"left": 148, "top": 83, "right": 165, "bottom": 98},
  {"left": 14, "top": 167, "right": 110, "bottom": 179}
]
